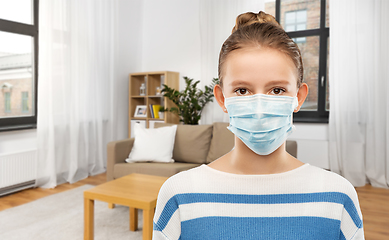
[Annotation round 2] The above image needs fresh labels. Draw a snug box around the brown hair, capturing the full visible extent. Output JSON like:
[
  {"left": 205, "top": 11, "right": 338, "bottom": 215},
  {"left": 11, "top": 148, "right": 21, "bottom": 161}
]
[{"left": 218, "top": 11, "right": 304, "bottom": 88}]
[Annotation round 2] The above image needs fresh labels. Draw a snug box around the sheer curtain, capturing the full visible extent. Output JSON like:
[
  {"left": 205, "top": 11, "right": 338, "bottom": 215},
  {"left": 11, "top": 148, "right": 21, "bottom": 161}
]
[
  {"left": 329, "top": 0, "right": 389, "bottom": 188},
  {"left": 36, "top": 0, "right": 119, "bottom": 188},
  {"left": 199, "top": 0, "right": 265, "bottom": 124}
]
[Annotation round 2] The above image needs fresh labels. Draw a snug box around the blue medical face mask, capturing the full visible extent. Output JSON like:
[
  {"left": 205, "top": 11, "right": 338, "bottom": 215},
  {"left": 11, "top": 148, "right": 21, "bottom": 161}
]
[{"left": 225, "top": 93, "right": 299, "bottom": 155}]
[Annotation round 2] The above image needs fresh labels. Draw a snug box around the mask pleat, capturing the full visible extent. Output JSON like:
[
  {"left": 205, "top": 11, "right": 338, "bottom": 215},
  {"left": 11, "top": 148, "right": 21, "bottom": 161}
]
[{"left": 224, "top": 93, "right": 297, "bottom": 155}]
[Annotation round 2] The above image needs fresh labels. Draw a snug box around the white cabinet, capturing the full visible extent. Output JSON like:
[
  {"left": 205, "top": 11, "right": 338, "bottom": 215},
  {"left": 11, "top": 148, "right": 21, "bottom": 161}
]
[{"left": 130, "top": 120, "right": 146, "bottom": 138}]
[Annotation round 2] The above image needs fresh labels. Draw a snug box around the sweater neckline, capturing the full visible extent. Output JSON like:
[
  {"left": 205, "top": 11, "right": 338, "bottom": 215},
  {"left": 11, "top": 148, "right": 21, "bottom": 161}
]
[{"left": 201, "top": 163, "right": 310, "bottom": 178}]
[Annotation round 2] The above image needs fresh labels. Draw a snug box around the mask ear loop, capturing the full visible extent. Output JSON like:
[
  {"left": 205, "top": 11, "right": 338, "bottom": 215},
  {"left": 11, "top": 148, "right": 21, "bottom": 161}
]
[
  {"left": 222, "top": 91, "right": 228, "bottom": 113},
  {"left": 294, "top": 92, "right": 299, "bottom": 111}
]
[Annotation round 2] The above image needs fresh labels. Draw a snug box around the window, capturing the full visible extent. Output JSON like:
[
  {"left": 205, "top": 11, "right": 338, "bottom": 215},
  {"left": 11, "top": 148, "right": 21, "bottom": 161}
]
[
  {"left": 285, "top": 10, "right": 307, "bottom": 43},
  {"left": 0, "top": 0, "right": 38, "bottom": 131},
  {"left": 4, "top": 92, "right": 11, "bottom": 113},
  {"left": 266, "top": 0, "right": 329, "bottom": 122},
  {"left": 21, "top": 91, "right": 29, "bottom": 112}
]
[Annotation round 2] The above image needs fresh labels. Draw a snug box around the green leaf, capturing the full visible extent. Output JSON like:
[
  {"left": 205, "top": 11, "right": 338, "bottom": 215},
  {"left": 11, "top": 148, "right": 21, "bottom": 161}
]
[{"left": 160, "top": 76, "right": 218, "bottom": 124}]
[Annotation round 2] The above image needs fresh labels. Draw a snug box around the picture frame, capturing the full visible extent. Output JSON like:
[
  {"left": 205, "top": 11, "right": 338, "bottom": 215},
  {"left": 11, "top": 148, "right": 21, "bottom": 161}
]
[{"left": 134, "top": 105, "right": 147, "bottom": 118}]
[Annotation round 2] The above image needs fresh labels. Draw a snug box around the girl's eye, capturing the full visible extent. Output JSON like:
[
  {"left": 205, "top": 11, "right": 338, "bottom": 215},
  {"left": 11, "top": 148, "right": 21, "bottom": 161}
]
[
  {"left": 270, "top": 88, "right": 285, "bottom": 95},
  {"left": 235, "top": 88, "right": 249, "bottom": 96}
]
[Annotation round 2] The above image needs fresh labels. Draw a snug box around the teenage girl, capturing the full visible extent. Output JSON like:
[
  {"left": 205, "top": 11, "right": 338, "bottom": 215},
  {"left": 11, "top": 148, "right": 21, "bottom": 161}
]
[{"left": 153, "top": 11, "right": 364, "bottom": 240}]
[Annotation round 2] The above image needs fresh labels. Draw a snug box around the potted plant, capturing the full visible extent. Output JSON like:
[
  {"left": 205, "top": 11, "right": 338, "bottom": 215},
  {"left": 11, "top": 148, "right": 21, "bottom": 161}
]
[
  {"left": 158, "top": 106, "right": 168, "bottom": 120},
  {"left": 162, "top": 76, "right": 219, "bottom": 125}
]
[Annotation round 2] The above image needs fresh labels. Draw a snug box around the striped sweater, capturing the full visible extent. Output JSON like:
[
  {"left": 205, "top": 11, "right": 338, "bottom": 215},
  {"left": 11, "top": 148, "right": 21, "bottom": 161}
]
[{"left": 153, "top": 163, "right": 364, "bottom": 240}]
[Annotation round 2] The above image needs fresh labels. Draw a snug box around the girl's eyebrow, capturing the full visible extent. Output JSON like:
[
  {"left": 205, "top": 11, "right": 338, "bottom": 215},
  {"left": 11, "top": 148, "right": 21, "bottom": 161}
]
[
  {"left": 264, "top": 80, "right": 291, "bottom": 87},
  {"left": 229, "top": 80, "right": 254, "bottom": 87}
]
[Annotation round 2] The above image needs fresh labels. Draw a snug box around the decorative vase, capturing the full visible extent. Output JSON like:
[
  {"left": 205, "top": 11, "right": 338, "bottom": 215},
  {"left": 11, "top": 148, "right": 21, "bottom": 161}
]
[{"left": 139, "top": 83, "right": 146, "bottom": 96}]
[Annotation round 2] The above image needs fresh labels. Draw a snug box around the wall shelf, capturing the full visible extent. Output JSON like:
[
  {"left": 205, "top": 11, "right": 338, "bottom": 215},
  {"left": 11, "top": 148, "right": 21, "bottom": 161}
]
[{"left": 128, "top": 71, "right": 179, "bottom": 138}]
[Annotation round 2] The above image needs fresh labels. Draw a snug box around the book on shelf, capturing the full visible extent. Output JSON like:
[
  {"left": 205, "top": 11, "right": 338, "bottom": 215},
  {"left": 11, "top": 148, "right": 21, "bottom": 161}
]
[
  {"left": 149, "top": 104, "right": 161, "bottom": 119},
  {"left": 153, "top": 105, "right": 160, "bottom": 119},
  {"left": 149, "top": 104, "right": 154, "bottom": 118}
]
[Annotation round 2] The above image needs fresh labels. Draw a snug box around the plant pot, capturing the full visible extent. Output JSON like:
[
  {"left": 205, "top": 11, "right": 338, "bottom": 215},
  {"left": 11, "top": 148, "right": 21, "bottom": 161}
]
[{"left": 158, "top": 112, "right": 164, "bottom": 120}]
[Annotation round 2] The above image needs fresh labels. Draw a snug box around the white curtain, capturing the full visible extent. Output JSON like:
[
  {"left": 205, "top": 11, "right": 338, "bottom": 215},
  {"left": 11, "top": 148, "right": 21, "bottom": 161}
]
[
  {"left": 329, "top": 0, "right": 389, "bottom": 188},
  {"left": 199, "top": 0, "right": 265, "bottom": 124},
  {"left": 36, "top": 0, "right": 119, "bottom": 188}
]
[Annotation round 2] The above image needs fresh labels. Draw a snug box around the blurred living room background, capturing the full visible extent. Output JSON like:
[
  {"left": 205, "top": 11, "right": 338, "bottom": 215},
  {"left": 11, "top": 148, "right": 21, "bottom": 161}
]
[{"left": 0, "top": 0, "right": 388, "bottom": 239}]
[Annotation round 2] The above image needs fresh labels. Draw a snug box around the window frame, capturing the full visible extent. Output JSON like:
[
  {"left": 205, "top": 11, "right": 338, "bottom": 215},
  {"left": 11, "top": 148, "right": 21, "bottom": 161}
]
[
  {"left": 276, "top": 0, "right": 329, "bottom": 123},
  {"left": 0, "top": 0, "right": 39, "bottom": 131}
]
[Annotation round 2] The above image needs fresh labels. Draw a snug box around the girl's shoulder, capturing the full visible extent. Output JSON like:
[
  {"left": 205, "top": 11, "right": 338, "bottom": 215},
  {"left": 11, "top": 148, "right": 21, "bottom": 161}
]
[
  {"left": 303, "top": 164, "right": 356, "bottom": 189},
  {"left": 300, "top": 164, "right": 360, "bottom": 203}
]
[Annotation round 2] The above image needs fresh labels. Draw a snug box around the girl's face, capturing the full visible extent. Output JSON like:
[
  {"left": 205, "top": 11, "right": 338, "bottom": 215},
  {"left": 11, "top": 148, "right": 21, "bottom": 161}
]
[{"left": 215, "top": 47, "right": 308, "bottom": 113}]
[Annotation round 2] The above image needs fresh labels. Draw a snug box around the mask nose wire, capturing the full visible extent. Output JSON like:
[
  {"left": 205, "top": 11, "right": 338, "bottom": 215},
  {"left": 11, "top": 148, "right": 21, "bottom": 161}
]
[{"left": 224, "top": 92, "right": 299, "bottom": 112}]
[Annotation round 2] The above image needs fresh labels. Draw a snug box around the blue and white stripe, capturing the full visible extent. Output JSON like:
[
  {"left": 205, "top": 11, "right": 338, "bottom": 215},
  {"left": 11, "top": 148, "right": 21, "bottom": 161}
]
[{"left": 153, "top": 164, "right": 364, "bottom": 240}]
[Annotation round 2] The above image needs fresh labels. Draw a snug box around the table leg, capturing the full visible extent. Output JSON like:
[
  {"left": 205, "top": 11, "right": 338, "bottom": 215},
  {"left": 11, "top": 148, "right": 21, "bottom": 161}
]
[
  {"left": 108, "top": 203, "right": 115, "bottom": 209},
  {"left": 143, "top": 209, "right": 154, "bottom": 240},
  {"left": 84, "top": 198, "right": 94, "bottom": 240},
  {"left": 130, "top": 207, "right": 138, "bottom": 231}
]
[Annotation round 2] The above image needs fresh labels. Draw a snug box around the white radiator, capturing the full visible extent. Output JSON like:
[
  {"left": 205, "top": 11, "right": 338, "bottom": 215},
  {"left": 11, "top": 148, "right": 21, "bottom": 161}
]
[{"left": 0, "top": 150, "right": 37, "bottom": 196}]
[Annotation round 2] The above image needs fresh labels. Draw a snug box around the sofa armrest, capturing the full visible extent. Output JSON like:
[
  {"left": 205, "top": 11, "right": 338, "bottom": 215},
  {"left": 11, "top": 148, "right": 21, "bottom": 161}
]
[{"left": 107, "top": 138, "right": 135, "bottom": 182}]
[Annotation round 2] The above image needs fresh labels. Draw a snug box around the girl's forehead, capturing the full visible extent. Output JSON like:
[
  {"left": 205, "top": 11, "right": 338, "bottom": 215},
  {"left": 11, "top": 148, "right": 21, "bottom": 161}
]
[{"left": 223, "top": 48, "right": 298, "bottom": 85}]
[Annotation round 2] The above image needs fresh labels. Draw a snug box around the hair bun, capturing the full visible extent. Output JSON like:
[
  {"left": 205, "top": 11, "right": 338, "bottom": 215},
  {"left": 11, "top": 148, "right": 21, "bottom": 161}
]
[{"left": 232, "top": 11, "right": 280, "bottom": 33}]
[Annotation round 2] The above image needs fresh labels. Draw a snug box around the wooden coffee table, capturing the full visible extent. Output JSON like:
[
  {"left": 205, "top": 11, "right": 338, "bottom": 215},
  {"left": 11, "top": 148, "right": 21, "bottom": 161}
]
[{"left": 84, "top": 173, "right": 168, "bottom": 240}]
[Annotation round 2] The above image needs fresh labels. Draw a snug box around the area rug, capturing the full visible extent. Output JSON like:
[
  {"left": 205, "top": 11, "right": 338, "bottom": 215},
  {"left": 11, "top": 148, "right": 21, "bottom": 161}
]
[{"left": 0, "top": 185, "right": 143, "bottom": 240}]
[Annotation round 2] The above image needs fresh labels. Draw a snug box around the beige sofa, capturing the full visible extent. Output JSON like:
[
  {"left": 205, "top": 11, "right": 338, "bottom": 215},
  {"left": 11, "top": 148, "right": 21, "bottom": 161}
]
[{"left": 107, "top": 122, "right": 297, "bottom": 181}]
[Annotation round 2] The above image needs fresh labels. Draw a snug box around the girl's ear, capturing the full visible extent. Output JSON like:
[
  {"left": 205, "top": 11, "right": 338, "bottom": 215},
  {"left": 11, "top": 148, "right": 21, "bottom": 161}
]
[
  {"left": 294, "top": 83, "right": 308, "bottom": 112},
  {"left": 214, "top": 84, "right": 228, "bottom": 113}
]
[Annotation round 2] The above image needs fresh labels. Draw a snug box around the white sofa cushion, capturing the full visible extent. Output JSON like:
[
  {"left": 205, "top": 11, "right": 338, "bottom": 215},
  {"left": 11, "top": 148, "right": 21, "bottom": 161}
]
[{"left": 126, "top": 123, "right": 177, "bottom": 163}]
